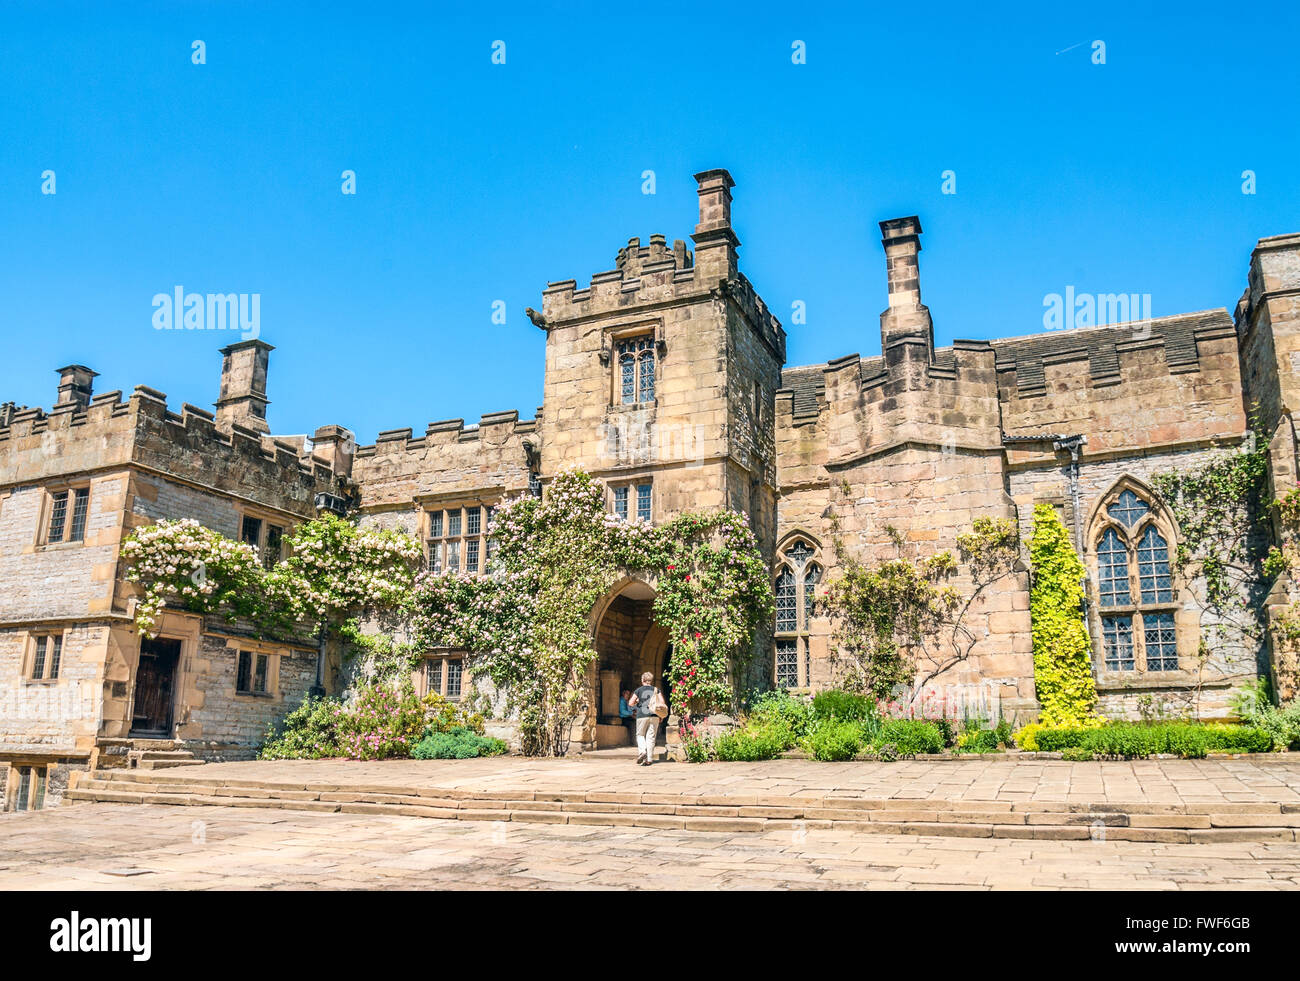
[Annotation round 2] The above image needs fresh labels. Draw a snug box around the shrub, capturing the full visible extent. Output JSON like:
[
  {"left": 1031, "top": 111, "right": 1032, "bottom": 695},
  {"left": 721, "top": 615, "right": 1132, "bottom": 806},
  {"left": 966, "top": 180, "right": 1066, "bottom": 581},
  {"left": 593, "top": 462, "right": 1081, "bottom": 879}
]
[
  {"left": 957, "top": 729, "right": 1000, "bottom": 754},
  {"left": 1013, "top": 722, "right": 1045, "bottom": 751},
  {"left": 875, "top": 719, "right": 943, "bottom": 756},
  {"left": 876, "top": 742, "right": 899, "bottom": 762},
  {"left": 412, "top": 726, "right": 507, "bottom": 759},
  {"left": 682, "top": 732, "right": 713, "bottom": 763},
  {"left": 933, "top": 716, "right": 956, "bottom": 748},
  {"left": 1202, "top": 724, "right": 1273, "bottom": 754},
  {"left": 994, "top": 718, "right": 1014, "bottom": 747},
  {"left": 805, "top": 720, "right": 865, "bottom": 762},
  {"left": 259, "top": 695, "right": 343, "bottom": 760},
  {"left": 1035, "top": 721, "right": 1272, "bottom": 759},
  {"left": 714, "top": 725, "right": 787, "bottom": 762},
  {"left": 1254, "top": 702, "right": 1300, "bottom": 750},
  {"left": 1060, "top": 746, "right": 1093, "bottom": 762},
  {"left": 750, "top": 689, "right": 814, "bottom": 742},
  {"left": 812, "top": 689, "right": 874, "bottom": 723}
]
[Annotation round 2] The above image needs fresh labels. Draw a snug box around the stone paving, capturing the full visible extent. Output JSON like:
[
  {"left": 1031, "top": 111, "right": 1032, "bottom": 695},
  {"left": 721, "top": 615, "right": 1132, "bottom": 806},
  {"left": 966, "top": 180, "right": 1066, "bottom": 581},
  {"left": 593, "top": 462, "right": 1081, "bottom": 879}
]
[
  {"left": 99, "top": 755, "right": 1300, "bottom": 807},
  {"left": 2, "top": 803, "right": 1299, "bottom": 890}
]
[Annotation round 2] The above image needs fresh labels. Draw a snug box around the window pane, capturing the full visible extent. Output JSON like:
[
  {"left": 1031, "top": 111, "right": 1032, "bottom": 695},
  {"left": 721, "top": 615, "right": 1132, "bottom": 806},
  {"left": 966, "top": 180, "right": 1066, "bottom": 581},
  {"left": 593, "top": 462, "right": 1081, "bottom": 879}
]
[
  {"left": 1144, "top": 612, "right": 1178, "bottom": 671},
  {"left": 1137, "top": 527, "right": 1173, "bottom": 604},
  {"left": 1107, "top": 489, "right": 1149, "bottom": 529},
  {"left": 236, "top": 651, "right": 251, "bottom": 692},
  {"left": 620, "top": 355, "right": 635, "bottom": 404},
  {"left": 639, "top": 351, "right": 655, "bottom": 403},
  {"left": 1102, "top": 616, "right": 1135, "bottom": 671},
  {"left": 32, "top": 636, "right": 47, "bottom": 679},
  {"left": 48, "top": 491, "right": 68, "bottom": 542},
  {"left": 775, "top": 567, "right": 796, "bottom": 631},
  {"left": 15, "top": 768, "right": 31, "bottom": 812},
  {"left": 254, "top": 654, "right": 269, "bottom": 693},
  {"left": 636, "top": 484, "right": 651, "bottom": 522},
  {"left": 466, "top": 506, "right": 481, "bottom": 536},
  {"left": 447, "top": 541, "right": 460, "bottom": 572},
  {"left": 69, "top": 488, "right": 90, "bottom": 541},
  {"left": 803, "top": 564, "right": 820, "bottom": 629},
  {"left": 1097, "top": 529, "right": 1130, "bottom": 607},
  {"left": 33, "top": 767, "right": 46, "bottom": 810},
  {"left": 448, "top": 510, "right": 461, "bottom": 537},
  {"left": 776, "top": 639, "right": 798, "bottom": 689},
  {"left": 264, "top": 525, "right": 283, "bottom": 568},
  {"left": 613, "top": 486, "right": 628, "bottom": 521},
  {"left": 429, "top": 510, "right": 443, "bottom": 538},
  {"left": 466, "top": 539, "right": 480, "bottom": 573},
  {"left": 426, "top": 659, "right": 442, "bottom": 696},
  {"left": 241, "top": 516, "right": 262, "bottom": 548},
  {"left": 446, "top": 659, "right": 462, "bottom": 698},
  {"left": 49, "top": 635, "right": 62, "bottom": 679}
]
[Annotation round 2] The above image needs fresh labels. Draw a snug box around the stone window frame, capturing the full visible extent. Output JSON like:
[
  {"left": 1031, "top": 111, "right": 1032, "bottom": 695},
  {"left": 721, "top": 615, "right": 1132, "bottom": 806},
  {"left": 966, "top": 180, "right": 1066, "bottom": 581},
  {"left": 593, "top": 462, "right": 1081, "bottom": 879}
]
[
  {"left": 1085, "top": 478, "right": 1184, "bottom": 679},
  {"left": 773, "top": 534, "right": 822, "bottom": 690},
  {"left": 5, "top": 762, "right": 47, "bottom": 812},
  {"left": 38, "top": 481, "right": 92, "bottom": 547},
  {"left": 23, "top": 630, "right": 65, "bottom": 684},
  {"left": 604, "top": 320, "right": 663, "bottom": 410},
  {"left": 234, "top": 506, "right": 290, "bottom": 570},
  {"left": 422, "top": 650, "right": 465, "bottom": 701},
  {"left": 226, "top": 638, "right": 284, "bottom": 700},
  {"left": 422, "top": 497, "right": 497, "bottom": 576},
  {"left": 607, "top": 479, "right": 652, "bottom": 524}
]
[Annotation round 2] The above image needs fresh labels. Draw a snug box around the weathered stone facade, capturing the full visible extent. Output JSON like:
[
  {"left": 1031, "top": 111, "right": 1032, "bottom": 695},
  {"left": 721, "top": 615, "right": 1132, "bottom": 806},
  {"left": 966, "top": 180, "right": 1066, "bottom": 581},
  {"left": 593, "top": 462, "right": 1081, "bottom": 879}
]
[{"left": 3, "top": 168, "right": 1298, "bottom": 791}]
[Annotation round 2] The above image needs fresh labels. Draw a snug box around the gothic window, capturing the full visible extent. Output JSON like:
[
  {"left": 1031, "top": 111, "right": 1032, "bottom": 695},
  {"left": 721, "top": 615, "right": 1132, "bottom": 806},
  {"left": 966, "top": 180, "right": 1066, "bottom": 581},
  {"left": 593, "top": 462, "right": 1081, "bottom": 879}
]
[
  {"left": 1091, "top": 484, "right": 1180, "bottom": 674},
  {"left": 616, "top": 335, "right": 656, "bottom": 405},
  {"left": 773, "top": 538, "right": 820, "bottom": 688}
]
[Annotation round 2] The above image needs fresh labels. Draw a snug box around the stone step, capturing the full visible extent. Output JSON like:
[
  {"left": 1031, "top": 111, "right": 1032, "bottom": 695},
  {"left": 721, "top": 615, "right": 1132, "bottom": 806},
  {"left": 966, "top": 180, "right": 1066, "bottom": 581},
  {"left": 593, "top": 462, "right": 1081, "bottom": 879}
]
[
  {"left": 137, "top": 759, "right": 205, "bottom": 770},
  {"left": 61, "top": 780, "right": 1300, "bottom": 842}
]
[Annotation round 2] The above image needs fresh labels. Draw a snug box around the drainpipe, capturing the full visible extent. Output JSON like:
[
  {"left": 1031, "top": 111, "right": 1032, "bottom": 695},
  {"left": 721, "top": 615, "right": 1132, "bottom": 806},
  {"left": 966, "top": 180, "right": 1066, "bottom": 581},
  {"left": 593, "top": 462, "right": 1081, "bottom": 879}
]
[{"left": 1052, "top": 435, "right": 1088, "bottom": 556}]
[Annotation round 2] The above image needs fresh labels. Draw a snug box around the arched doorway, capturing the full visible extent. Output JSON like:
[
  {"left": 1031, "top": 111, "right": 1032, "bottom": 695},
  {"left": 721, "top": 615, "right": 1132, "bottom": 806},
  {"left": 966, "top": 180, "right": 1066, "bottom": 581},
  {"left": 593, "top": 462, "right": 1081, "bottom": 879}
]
[{"left": 586, "top": 577, "right": 670, "bottom": 749}]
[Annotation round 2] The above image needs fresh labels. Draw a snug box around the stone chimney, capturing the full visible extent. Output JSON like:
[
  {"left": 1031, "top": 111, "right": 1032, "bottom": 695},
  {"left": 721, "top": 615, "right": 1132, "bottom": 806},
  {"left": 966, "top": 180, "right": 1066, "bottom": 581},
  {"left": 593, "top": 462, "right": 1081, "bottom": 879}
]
[
  {"left": 55, "top": 365, "right": 97, "bottom": 410},
  {"left": 691, "top": 169, "right": 740, "bottom": 282},
  {"left": 215, "top": 339, "right": 272, "bottom": 434},
  {"left": 879, "top": 217, "right": 934, "bottom": 359},
  {"left": 311, "top": 424, "right": 356, "bottom": 479}
]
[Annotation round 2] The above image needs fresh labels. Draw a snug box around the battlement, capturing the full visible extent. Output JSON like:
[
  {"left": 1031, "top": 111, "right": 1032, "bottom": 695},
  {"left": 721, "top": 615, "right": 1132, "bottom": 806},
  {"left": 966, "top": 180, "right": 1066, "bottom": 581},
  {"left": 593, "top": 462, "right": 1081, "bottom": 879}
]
[{"left": 355, "top": 408, "right": 540, "bottom": 458}]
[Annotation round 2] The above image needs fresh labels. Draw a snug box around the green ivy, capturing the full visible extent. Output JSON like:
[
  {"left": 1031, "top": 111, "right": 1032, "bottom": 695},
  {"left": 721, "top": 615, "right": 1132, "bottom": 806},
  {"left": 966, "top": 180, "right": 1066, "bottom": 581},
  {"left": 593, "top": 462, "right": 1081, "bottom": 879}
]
[{"left": 1028, "top": 503, "right": 1099, "bottom": 727}]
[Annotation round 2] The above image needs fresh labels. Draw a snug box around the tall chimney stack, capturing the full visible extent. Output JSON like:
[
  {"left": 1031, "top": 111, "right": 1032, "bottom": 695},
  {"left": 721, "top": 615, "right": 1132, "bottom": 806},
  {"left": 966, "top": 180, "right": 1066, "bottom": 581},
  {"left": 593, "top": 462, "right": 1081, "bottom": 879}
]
[
  {"left": 55, "top": 365, "right": 97, "bottom": 410},
  {"left": 691, "top": 169, "right": 740, "bottom": 282},
  {"left": 879, "top": 217, "right": 934, "bottom": 359},
  {"left": 215, "top": 339, "right": 272, "bottom": 434}
]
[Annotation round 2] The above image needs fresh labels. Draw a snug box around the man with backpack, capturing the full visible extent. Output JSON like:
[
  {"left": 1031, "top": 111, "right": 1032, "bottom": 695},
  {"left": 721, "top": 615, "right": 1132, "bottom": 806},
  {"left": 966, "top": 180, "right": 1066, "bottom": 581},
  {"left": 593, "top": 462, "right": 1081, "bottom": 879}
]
[{"left": 627, "top": 671, "right": 666, "bottom": 766}]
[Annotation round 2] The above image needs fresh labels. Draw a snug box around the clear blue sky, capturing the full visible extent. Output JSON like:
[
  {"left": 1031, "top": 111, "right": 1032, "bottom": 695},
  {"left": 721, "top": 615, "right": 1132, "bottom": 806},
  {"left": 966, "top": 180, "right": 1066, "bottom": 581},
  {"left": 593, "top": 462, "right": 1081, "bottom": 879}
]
[{"left": 2, "top": 1, "right": 1297, "bottom": 443}]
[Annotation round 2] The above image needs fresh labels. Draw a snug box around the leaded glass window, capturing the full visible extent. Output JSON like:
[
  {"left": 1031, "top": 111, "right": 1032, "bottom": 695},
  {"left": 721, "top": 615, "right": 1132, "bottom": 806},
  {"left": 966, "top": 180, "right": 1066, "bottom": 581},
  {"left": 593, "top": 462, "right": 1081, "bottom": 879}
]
[
  {"left": 429, "top": 510, "right": 443, "bottom": 537},
  {"left": 32, "top": 636, "right": 47, "bottom": 679},
  {"left": 1097, "top": 529, "right": 1130, "bottom": 607},
  {"left": 776, "top": 639, "right": 799, "bottom": 689},
  {"left": 48, "top": 491, "right": 68, "bottom": 542},
  {"left": 1107, "top": 489, "right": 1149, "bottom": 529},
  {"left": 613, "top": 486, "right": 629, "bottom": 521},
  {"left": 1144, "top": 612, "right": 1178, "bottom": 671},
  {"left": 616, "top": 335, "right": 656, "bottom": 404},
  {"left": 1137, "top": 527, "right": 1173, "bottom": 604},
  {"left": 636, "top": 483, "right": 652, "bottom": 522},
  {"left": 426, "top": 659, "right": 442, "bottom": 695},
  {"left": 49, "top": 635, "right": 61, "bottom": 679},
  {"left": 1102, "top": 616, "right": 1134, "bottom": 671},
  {"left": 14, "top": 767, "right": 31, "bottom": 812},
  {"left": 775, "top": 567, "right": 796, "bottom": 631},
  {"left": 69, "top": 487, "right": 89, "bottom": 541},
  {"left": 466, "top": 539, "right": 480, "bottom": 573},
  {"left": 448, "top": 509, "right": 462, "bottom": 538},
  {"left": 804, "top": 564, "right": 820, "bottom": 623},
  {"left": 446, "top": 659, "right": 463, "bottom": 698},
  {"left": 466, "top": 506, "right": 481, "bottom": 536}
]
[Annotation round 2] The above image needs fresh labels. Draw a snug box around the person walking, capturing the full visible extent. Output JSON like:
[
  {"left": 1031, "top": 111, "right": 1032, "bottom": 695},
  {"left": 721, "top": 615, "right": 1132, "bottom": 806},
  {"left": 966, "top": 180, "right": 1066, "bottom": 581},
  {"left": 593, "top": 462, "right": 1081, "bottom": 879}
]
[{"left": 628, "top": 671, "right": 663, "bottom": 766}]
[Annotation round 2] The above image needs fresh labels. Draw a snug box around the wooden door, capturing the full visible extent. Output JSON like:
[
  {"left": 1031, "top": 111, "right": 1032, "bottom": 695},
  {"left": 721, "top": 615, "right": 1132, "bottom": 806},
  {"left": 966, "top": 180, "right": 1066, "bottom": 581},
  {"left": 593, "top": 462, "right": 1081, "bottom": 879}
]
[{"left": 131, "top": 637, "right": 180, "bottom": 736}]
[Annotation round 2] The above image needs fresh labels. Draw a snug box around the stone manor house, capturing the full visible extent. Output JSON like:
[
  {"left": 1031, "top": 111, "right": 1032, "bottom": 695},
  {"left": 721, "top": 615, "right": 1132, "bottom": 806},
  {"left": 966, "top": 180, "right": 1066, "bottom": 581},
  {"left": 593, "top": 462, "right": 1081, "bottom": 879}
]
[{"left": 3, "top": 168, "right": 1298, "bottom": 808}]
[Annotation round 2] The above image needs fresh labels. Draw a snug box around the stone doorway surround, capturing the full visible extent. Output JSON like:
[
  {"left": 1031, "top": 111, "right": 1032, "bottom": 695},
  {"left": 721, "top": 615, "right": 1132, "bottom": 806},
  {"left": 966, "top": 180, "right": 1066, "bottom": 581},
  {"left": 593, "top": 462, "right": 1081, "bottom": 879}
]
[{"left": 581, "top": 576, "right": 670, "bottom": 750}]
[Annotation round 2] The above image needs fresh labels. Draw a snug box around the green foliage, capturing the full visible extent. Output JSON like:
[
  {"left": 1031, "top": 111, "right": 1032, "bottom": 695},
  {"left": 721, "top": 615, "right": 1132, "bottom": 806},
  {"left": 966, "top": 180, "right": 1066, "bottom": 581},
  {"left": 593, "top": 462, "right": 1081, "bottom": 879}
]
[
  {"left": 412, "top": 727, "right": 507, "bottom": 759},
  {"left": 1252, "top": 701, "right": 1300, "bottom": 750},
  {"left": 956, "top": 728, "right": 1001, "bottom": 754},
  {"left": 412, "top": 468, "right": 773, "bottom": 756},
  {"left": 875, "top": 719, "right": 943, "bottom": 756},
  {"left": 876, "top": 742, "right": 900, "bottom": 763},
  {"left": 1060, "top": 746, "right": 1094, "bottom": 762},
  {"left": 1033, "top": 721, "right": 1273, "bottom": 758},
  {"left": 824, "top": 516, "right": 1020, "bottom": 699},
  {"left": 681, "top": 731, "right": 713, "bottom": 763},
  {"left": 1028, "top": 503, "right": 1099, "bottom": 727},
  {"left": 713, "top": 725, "right": 787, "bottom": 762},
  {"left": 804, "top": 719, "right": 865, "bottom": 761},
  {"left": 811, "top": 689, "right": 873, "bottom": 723},
  {"left": 258, "top": 695, "right": 343, "bottom": 760},
  {"left": 750, "top": 689, "right": 815, "bottom": 741}
]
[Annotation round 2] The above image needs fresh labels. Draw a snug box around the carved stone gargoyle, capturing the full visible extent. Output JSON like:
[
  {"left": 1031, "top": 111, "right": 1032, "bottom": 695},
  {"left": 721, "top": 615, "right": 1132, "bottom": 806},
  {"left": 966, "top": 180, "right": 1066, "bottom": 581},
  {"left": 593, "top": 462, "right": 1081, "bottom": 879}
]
[{"left": 525, "top": 307, "right": 548, "bottom": 330}]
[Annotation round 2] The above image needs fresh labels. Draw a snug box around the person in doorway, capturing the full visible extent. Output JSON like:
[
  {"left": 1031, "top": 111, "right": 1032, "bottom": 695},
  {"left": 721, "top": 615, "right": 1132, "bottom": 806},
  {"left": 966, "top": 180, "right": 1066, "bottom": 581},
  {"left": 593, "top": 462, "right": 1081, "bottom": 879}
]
[
  {"left": 619, "top": 689, "right": 636, "bottom": 743},
  {"left": 627, "top": 671, "right": 661, "bottom": 766}
]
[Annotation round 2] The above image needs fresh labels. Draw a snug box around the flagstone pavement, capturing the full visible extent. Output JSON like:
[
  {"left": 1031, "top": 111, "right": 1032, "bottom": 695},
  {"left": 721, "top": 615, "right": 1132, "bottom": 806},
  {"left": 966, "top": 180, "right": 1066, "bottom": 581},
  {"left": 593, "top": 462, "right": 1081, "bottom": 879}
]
[{"left": 3, "top": 802, "right": 1300, "bottom": 890}]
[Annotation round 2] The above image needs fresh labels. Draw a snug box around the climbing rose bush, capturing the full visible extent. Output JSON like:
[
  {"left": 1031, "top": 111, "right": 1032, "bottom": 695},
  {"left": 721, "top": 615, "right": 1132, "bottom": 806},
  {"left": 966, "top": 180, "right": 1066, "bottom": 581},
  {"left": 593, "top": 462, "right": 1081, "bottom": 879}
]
[{"left": 413, "top": 468, "right": 773, "bottom": 756}]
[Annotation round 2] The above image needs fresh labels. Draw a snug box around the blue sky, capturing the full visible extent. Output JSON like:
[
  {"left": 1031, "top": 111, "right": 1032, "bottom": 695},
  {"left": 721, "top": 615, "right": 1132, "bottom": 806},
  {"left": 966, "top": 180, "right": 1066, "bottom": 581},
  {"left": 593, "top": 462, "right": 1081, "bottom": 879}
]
[{"left": 2, "top": 1, "right": 1297, "bottom": 442}]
